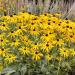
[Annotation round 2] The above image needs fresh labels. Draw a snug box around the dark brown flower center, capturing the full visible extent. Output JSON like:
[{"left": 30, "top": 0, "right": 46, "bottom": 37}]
[
  {"left": 70, "top": 35, "right": 73, "bottom": 38},
  {"left": 64, "top": 50, "right": 66, "bottom": 52},
  {"left": 49, "top": 33, "right": 52, "bottom": 34},
  {"left": 57, "top": 39, "right": 59, "bottom": 41},
  {"left": 44, "top": 14, "right": 47, "bottom": 16},
  {"left": 3, "top": 24, "right": 5, "bottom": 26},
  {"left": 24, "top": 48, "right": 26, "bottom": 50},
  {"left": 10, "top": 15, "right": 13, "bottom": 17},
  {"left": 58, "top": 24, "right": 60, "bottom": 26},
  {"left": 1, "top": 39, "right": 3, "bottom": 42},
  {"left": 48, "top": 22, "right": 51, "bottom": 25},
  {"left": 45, "top": 34, "right": 48, "bottom": 36},
  {"left": 66, "top": 21, "right": 69, "bottom": 23},
  {"left": 70, "top": 27, "right": 72, "bottom": 29},
  {"left": 19, "top": 26, "right": 21, "bottom": 29},
  {"left": 46, "top": 44, "right": 49, "bottom": 47},
  {"left": 40, "top": 22, "right": 42, "bottom": 23},
  {"left": 1, "top": 48, "right": 4, "bottom": 51},
  {"left": 13, "top": 40, "right": 16, "bottom": 42},
  {"left": 66, "top": 26, "right": 69, "bottom": 28},
  {"left": 33, "top": 29, "right": 35, "bottom": 31},
  {"left": 11, "top": 31, "right": 14, "bottom": 33},
  {"left": 48, "top": 20, "right": 51, "bottom": 21},
  {"left": 53, "top": 21, "right": 55, "bottom": 23},
  {"left": 65, "top": 18, "right": 68, "bottom": 20},
  {"left": 28, "top": 12, "right": 31, "bottom": 14},
  {"left": 35, "top": 51, "right": 38, "bottom": 54},
  {"left": 31, "top": 22, "right": 34, "bottom": 25},
  {"left": 35, "top": 43, "right": 37, "bottom": 45}
]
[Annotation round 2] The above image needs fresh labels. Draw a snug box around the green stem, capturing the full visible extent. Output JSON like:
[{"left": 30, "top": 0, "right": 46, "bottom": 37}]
[{"left": 57, "top": 61, "right": 61, "bottom": 75}]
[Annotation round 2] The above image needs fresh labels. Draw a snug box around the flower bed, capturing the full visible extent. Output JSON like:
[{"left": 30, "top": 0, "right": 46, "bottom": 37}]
[{"left": 0, "top": 12, "right": 75, "bottom": 75}]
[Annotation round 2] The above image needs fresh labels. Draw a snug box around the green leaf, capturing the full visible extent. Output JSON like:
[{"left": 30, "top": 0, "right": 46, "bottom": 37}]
[
  {"left": 61, "top": 62, "right": 71, "bottom": 70},
  {"left": 20, "top": 66, "right": 27, "bottom": 75},
  {"left": 1, "top": 68, "right": 15, "bottom": 75}
]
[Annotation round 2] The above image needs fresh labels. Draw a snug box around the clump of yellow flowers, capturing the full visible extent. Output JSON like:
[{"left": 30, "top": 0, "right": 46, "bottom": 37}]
[{"left": 0, "top": 12, "right": 75, "bottom": 75}]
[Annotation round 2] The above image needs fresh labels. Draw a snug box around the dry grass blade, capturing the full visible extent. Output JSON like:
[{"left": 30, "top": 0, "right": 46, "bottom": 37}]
[{"left": 67, "top": 2, "right": 75, "bottom": 19}]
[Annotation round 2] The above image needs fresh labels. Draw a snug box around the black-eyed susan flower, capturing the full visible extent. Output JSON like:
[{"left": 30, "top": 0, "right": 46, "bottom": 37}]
[
  {"left": 0, "top": 48, "right": 9, "bottom": 57},
  {"left": 56, "top": 56, "right": 62, "bottom": 62},
  {"left": 45, "top": 54, "right": 53, "bottom": 61},
  {"left": 10, "top": 39, "right": 20, "bottom": 47},
  {"left": 0, "top": 37, "right": 9, "bottom": 46},
  {"left": 70, "top": 49, "right": 75, "bottom": 56},
  {"left": 40, "top": 42, "right": 53, "bottom": 53},
  {"left": 15, "top": 24, "right": 27, "bottom": 34},
  {"left": 31, "top": 42, "right": 39, "bottom": 51},
  {"left": 41, "top": 33, "right": 55, "bottom": 42},
  {"left": 29, "top": 27, "right": 39, "bottom": 35},
  {"left": 19, "top": 46, "right": 30, "bottom": 55},
  {"left": 32, "top": 51, "right": 43, "bottom": 61},
  {"left": 20, "top": 35, "right": 29, "bottom": 42},
  {"left": 0, "top": 32, "right": 6, "bottom": 38},
  {"left": 20, "top": 36, "right": 32, "bottom": 46},
  {"left": 8, "top": 30, "right": 17, "bottom": 38},
  {"left": 4, "top": 54, "right": 16, "bottom": 63},
  {"left": 55, "top": 39, "right": 64, "bottom": 46},
  {"left": 59, "top": 48, "right": 69, "bottom": 58},
  {"left": 0, "top": 22, "right": 9, "bottom": 31}
]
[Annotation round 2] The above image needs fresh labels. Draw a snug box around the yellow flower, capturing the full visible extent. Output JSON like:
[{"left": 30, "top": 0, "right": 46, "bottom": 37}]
[
  {"left": 10, "top": 39, "right": 20, "bottom": 47},
  {"left": 40, "top": 42, "right": 53, "bottom": 53},
  {"left": 70, "top": 34, "right": 75, "bottom": 43},
  {"left": 54, "top": 13, "right": 62, "bottom": 17},
  {"left": 1, "top": 16, "right": 10, "bottom": 23},
  {"left": 19, "top": 46, "right": 30, "bottom": 55},
  {"left": 17, "top": 23, "right": 27, "bottom": 29},
  {"left": 15, "top": 29, "right": 23, "bottom": 35},
  {"left": 49, "top": 17, "right": 59, "bottom": 24},
  {"left": 8, "top": 31, "right": 17, "bottom": 38},
  {"left": 41, "top": 34, "right": 51, "bottom": 42},
  {"left": 45, "top": 54, "right": 53, "bottom": 61},
  {"left": 4, "top": 54, "right": 16, "bottom": 63},
  {"left": 65, "top": 32, "right": 75, "bottom": 43},
  {"left": 28, "top": 22, "right": 38, "bottom": 29},
  {"left": 56, "top": 57, "right": 62, "bottom": 62},
  {"left": 29, "top": 28, "right": 39, "bottom": 35},
  {"left": 20, "top": 35, "right": 28, "bottom": 41},
  {"left": 20, "top": 35, "right": 32, "bottom": 46},
  {"left": 18, "top": 12, "right": 30, "bottom": 21},
  {"left": 0, "top": 48, "right": 9, "bottom": 57},
  {"left": 70, "top": 49, "right": 75, "bottom": 56},
  {"left": 0, "top": 22, "right": 9, "bottom": 31},
  {"left": 0, "top": 37, "right": 9, "bottom": 46},
  {"left": 31, "top": 42, "right": 39, "bottom": 51},
  {"left": 59, "top": 48, "right": 69, "bottom": 58},
  {"left": 15, "top": 25, "right": 27, "bottom": 34},
  {"left": 56, "top": 39, "right": 64, "bottom": 46},
  {"left": 32, "top": 51, "right": 43, "bottom": 61},
  {"left": 0, "top": 32, "right": 6, "bottom": 38},
  {"left": 41, "top": 33, "right": 55, "bottom": 42}
]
